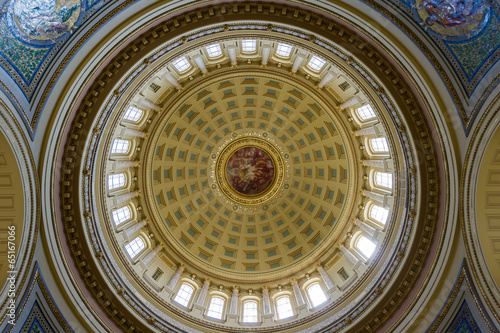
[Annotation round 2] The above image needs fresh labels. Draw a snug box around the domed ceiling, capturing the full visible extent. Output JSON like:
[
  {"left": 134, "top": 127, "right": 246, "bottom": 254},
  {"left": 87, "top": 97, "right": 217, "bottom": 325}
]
[
  {"left": 56, "top": 3, "right": 442, "bottom": 332},
  {"left": 144, "top": 72, "right": 357, "bottom": 280}
]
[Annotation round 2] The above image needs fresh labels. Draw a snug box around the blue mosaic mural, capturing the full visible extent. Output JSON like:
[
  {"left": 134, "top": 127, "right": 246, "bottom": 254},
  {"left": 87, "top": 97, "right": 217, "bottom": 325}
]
[
  {"left": 0, "top": 0, "right": 107, "bottom": 100},
  {"left": 372, "top": 0, "right": 500, "bottom": 130},
  {"left": 447, "top": 301, "right": 481, "bottom": 333},
  {"left": 21, "top": 301, "right": 55, "bottom": 333},
  {"left": 388, "top": 0, "right": 500, "bottom": 95}
]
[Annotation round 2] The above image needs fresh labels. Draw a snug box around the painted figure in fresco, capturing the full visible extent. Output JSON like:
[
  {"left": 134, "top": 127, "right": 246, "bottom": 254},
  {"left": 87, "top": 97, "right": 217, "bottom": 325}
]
[
  {"left": 418, "top": 0, "right": 488, "bottom": 28},
  {"left": 226, "top": 147, "right": 275, "bottom": 195},
  {"left": 12, "top": 0, "right": 80, "bottom": 41}
]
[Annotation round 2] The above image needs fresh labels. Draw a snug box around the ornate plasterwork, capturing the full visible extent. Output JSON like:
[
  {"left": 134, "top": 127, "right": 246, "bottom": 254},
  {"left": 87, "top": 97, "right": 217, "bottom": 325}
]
[
  {"left": 211, "top": 134, "right": 288, "bottom": 208},
  {"left": 56, "top": 3, "right": 441, "bottom": 333},
  {"left": 462, "top": 93, "right": 500, "bottom": 325},
  {"left": 425, "top": 261, "right": 498, "bottom": 333},
  {"left": 0, "top": 98, "right": 39, "bottom": 325},
  {"left": 3, "top": 263, "right": 73, "bottom": 333}
]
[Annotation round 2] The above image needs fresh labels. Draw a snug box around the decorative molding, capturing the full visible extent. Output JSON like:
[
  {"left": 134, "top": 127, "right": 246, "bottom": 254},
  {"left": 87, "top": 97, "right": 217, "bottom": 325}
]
[
  {"left": 426, "top": 260, "right": 499, "bottom": 333},
  {"left": 3, "top": 263, "right": 74, "bottom": 333}
]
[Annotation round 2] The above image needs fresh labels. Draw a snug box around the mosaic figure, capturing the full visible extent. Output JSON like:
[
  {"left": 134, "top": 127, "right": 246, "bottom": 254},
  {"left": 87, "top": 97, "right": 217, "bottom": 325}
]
[
  {"left": 416, "top": 0, "right": 490, "bottom": 38},
  {"left": 11, "top": 0, "right": 81, "bottom": 42},
  {"left": 226, "top": 147, "right": 275, "bottom": 195}
]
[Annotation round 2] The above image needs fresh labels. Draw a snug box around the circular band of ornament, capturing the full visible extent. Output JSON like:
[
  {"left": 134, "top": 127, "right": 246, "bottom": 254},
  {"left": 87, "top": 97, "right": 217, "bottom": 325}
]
[{"left": 213, "top": 135, "right": 287, "bottom": 207}]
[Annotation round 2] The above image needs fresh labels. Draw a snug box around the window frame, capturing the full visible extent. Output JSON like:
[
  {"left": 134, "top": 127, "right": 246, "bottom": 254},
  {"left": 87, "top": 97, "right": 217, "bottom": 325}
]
[
  {"left": 172, "top": 56, "right": 191, "bottom": 72},
  {"left": 108, "top": 173, "right": 127, "bottom": 191},
  {"left": 241, "top": 39, "right": 257, "bottom": 53},
  {"left": 367, "top": 137, "right": 390, "bottom": 155},
  {"left": 275, "top": 295, "right": 295, "bottom": 320},
  {"left": 275, "top": 43, "right": 292, "bottom": 58},
  {"left": 173, "top": 282, "right": 197, "bottom": 308},
  {"left": 241, "top": 298, "right": 260, "bottom": 324},
  {"left": 356, "top": 104, "right": 377, "bottom": 121},
  {"left": 368, "top": 203, "right": 390, "bottom": 226},
  {"left": 111, "top": 206, "right": 132, "bottom": 226},
  {"left": 123, "top": 106, "right": 144, "bottom": 123},
  {"left": 354, "top": 235, "right": 377, "bottom": 260},
  {"left": 307, "top": 55, "right": 326, "bottom": 71},
  {"left": 305, "top": 281, "right": 328, "bottom": 308},
  {"left": 124, "top": 236, "right": 146, "bottom": 259},
  {"left": 111, "top": 139, "right": 131, "bottom": 155},
  {"left": 373, "top": 171, "right": 393, "bottom": 191},
  {"left": 205, "top": 43, "right": 223, "bottom": 58},
  {"left": 206, "top": 295, "right": 226, "bottom": 320}
]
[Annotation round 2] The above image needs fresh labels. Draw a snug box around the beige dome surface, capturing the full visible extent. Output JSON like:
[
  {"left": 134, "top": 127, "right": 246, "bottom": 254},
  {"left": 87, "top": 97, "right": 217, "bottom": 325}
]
[{"left": 145, "top": 71, "right": 356, "bottom": 279}]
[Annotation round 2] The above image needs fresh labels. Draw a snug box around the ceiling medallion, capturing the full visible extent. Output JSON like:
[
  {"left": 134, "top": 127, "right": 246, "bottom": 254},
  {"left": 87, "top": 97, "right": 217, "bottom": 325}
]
[{"left": 210, "top": 131, "right": 289, "bottom": 210}]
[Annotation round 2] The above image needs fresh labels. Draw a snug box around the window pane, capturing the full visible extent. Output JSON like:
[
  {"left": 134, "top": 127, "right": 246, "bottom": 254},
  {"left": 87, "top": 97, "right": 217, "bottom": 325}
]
[
  {"left": 124, "top": 106, "right": 143, "bottom": 122},
  {"left": 108, "top": 174, "right": 125, "bottom": 190},
  {"left": 357, "top": 236, "right": 376, "bottom": 258},
  {"left": 242, "top": 300, "right": 258, "bottom": 323},
  {"left": 112, "top": 206, "right": 131, "bottom": 225},
  {"left": 375, "top": 172, "right": 393, "bottom": 189},
  {"left": 370, "top": 205, "right": 389, "bottom": 224},
  {"left": 174, "top": 283, "right": 194, "bottom": 307},
  {"left": 276, "top": 43, "right": 292, "bottom": 57},
  {"left": 357, "top": 105, "right": 376, "bottom": 120},
  {"left": 276, "top": 296, "right": 294, "bottom": 320},
  {"left": 111, "top": 139, "right": 130, "bottom": 154},
  {"left": 370, "top": 138, "right": 389, "bottom": 152},
  {"left": 206, "top": 296, "right": 225, "bottom": 319},
  {"left": 173, "top": 57, "right": 191, "bottom": 71},
  {"left": 206, "top": 44, "right": 222, "bottom": 57},
  {"left": 306, "top": 283, "right": 327, "bottom": 307},
  {"left": 241, "top": 40, "right": 256, "bottom": 52},
  {"left": 308, "top": 56, "right": 326, "bottom": 71},
  {"left": 125, "top": 237, "right": 144, "bottom": 258}
]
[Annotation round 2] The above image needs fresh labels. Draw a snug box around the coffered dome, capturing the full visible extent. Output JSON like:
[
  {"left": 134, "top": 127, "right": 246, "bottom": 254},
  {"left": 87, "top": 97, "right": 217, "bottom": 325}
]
[
  {"left": 142, "top": 71, "right": 359, "bottom": 280},
  {"left": 55, "top": 3, "right": 441, "bottom": 332}
]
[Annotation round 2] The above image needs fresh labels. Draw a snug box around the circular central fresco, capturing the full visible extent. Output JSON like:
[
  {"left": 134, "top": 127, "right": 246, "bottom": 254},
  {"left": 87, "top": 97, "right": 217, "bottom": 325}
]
[
  {"left": 225, "top": 145, "right": 274, "bottom": 196},
  {"left": 212, "top": 134, "right": 288, "bottom": 208}
]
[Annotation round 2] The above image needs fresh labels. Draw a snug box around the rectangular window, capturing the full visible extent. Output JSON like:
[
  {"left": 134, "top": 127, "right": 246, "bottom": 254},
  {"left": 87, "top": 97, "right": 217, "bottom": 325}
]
[
  {"left": 338, "top": 267, "right": 349, "bottom": 281},
  {"left": 152, "top": 268, "right": 164, "bottom": 281}
]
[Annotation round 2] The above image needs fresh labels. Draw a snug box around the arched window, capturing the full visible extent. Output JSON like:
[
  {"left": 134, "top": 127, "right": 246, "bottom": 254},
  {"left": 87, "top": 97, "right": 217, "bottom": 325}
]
[
  {"left": 276, "top": 43, "right": 292, "bottom": 57},
  {"left": 306, "top": 283, "right": 327, "bottom": 307},
  {"left": 108, "top": 173, "right": 125, "bottom": 190},
  {"left": 206, "top": 296, "right": 225, "bottom": 319},
  {"left": 308, "top": 56, "right": 326, "bottom": 71},
  {"left": 112, "top": 206, "right": 131, "bottom": 225},
  {"left": 242, "top": 300, "right": 258, "bottom": 323},
  {"left": 356, "top": 236, "right": 376, "bottom": 259},
  {"left": 111, "top": 139, "right": 130, "bottom": 154},
  {"left": 123, "top": 106, "right": 143, "bottom": 122},
  {"left": 206, "top": 44, "right": 222, "bottom": 58},
  {"left": 275, "top": 296, "right": 294, "bottom": 320},
  {"left": 173, "top": 57, "right": 191, "bottom": 72},
  {"left": 356, "top": 104, "right": 376, "bottom": 120},
  {"left": 124, "top": 237, "right": 145, "bottom": 259},
  {"left": 241, "top": 40, "right": 256, "bottom": 53},
  {"left": 369, "top": 138, "right": 389, "bottom": 152},
  {"left": 174, "top": 283, "right": 195, "bottom": 307},
  {"left": 375, "top": 172, "right": 393, "bottom": 189},
  {"left": 370, "top": 205, "right": 389, "bottom": 224}
]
